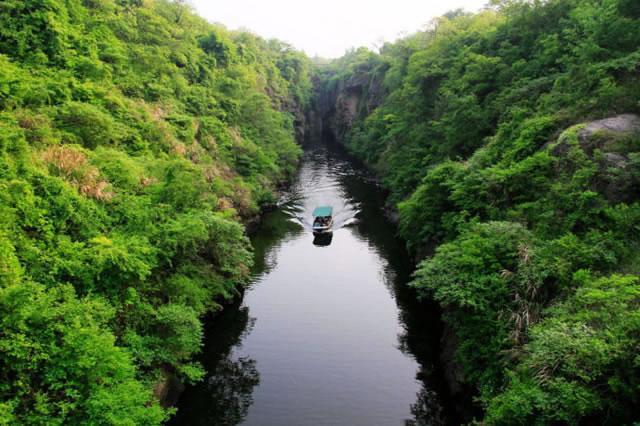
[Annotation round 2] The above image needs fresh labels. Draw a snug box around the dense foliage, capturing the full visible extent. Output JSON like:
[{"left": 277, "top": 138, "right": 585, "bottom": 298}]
[
  {"left": 0, "top": 0, "right": 311, "bottom": 423},
  {"left": 319, "top": 0, "right": 640, "bottom": 423}
]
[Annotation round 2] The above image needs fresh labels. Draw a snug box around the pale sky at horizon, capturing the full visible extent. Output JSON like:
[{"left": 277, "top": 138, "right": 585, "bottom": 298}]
[{"left": 189, "top": 0, "right": 489, "bottom": 58}]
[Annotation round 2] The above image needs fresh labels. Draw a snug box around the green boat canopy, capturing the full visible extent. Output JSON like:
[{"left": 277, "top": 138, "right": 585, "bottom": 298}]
[{"left": 313, "top": 206, "right": 333, "bottom": 217}]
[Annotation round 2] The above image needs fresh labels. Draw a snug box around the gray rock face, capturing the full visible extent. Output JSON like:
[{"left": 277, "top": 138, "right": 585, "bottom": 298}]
[
  {"left": 308, "top": 67, "right": 386, "bottom": 144},
  {"left": 604, "top": 152, "right": 628, "bottom": 169},
  {"left": 577, "top": 113, "right": 640, "bottom": 155},
  {"left": 553, "top": 113, "right": 640, "bottom": 203},
  {"left": 579, "top": 113, "right": 640, "bottom": 139}
]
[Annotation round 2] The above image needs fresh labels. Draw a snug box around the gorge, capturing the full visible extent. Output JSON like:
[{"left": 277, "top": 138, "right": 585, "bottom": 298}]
[{"left": 0, "top": 0, "right": 639, "bottom": 425}]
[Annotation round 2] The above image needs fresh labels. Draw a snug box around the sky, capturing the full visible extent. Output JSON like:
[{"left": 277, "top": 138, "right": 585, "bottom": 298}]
[{"left": 189, "top": 0, "right": 489, "bottom": 58}]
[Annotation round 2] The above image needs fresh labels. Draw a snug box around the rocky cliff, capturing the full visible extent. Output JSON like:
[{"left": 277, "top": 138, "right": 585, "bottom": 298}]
[{"left": 307, "top": 64, "right": 386, "bottom": 143}]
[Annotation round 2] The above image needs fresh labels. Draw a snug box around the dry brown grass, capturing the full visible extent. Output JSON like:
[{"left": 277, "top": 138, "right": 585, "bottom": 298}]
[
  {"left": 139, "top": 176, "right": 157, "bottom": 187},
  {"left": 171, "top": 142, "right": 187, "bottom": 156},
  {"left": 16, "top": 112, "right": 48, "bottom": 130},
  {"left": 231, "top": 183, "right": 252, "bottom": 213},
  {"left": 151, "top": 105, "right": 169, "bottom": 121},
  {"left": 217, "top": 197, "right": 234, "bottom": 211},
  {"left": 184, "top": 141, "right": 206, "bottom": 163},
  {"left": 42, "top": 146, "right": 114, "bottom": 201},
  {"left": 507, "top": 243, "right": 542, "bottom": 346},
  {"left": 202, "top": 163, "right": 236, "bottom": 183},
  {"left": 227, "top": 127, "right": 243, "bottom": 145}
]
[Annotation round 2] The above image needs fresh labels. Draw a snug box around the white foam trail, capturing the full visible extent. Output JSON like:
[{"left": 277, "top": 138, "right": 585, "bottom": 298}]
[{"left": 341, "top": 217, "right": 358, "bottom": 227}]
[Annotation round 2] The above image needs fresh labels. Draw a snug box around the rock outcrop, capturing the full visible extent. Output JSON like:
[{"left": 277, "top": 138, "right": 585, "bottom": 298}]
[
  {"left": 307, "top": 66, "right": 385, "bottom": 143},
  {"left": 553, "top": 113, "right": 640, "bottom": 203},
  {"left": 578, "top": 113, "right": 640, "bottom": 146}
]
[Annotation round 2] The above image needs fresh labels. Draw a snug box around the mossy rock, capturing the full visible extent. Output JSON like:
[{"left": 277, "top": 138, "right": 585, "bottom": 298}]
[{"left": 551, "top": 114, "right": 640, "bottom": 203}]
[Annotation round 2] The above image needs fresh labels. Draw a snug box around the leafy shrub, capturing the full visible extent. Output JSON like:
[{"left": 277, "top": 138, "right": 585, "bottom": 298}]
[
  {"left": 56, "top": 102, "right": 120, "bottom": 149},
  {"left": 0, "top": 275, "right": 167, "bottom": 425},
  {"left": 484, "top": 274, "right": 640, "bottom": 425}
]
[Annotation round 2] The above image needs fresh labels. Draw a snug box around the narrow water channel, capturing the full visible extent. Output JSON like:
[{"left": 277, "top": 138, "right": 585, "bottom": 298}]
[{"left": 171, "top": 140, "right": 451, "bottom": 425}]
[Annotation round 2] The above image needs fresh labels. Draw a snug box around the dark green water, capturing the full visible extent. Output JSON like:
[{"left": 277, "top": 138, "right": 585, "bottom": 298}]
[{"left": 171, "top": 140, "right": 451, "bottom": 425}]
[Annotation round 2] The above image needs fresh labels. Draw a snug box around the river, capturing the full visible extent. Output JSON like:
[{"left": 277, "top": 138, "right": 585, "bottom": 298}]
[{"left": 170, "top": 139, "right": 453, "bottom": 425}]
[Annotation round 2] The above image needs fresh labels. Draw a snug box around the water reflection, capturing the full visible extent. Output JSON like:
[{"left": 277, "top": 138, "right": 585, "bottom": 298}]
[
  {"left": 312, "top": 232, "right": 333, "bottom": 247},
  {"left": 408, "top": 388, "right": 445, "bottom": 426},
  {"left": 203, "top": 356, "right": 260, "bottom": 426},
  {"left": 172, "top": 140, "right": 453, "bottom": 425},
  {"left": 170, "top": 301, "right": 259, "bottom": 426},
  {"left": 250, "top": 210, "right": 304, "bottom": 279}
]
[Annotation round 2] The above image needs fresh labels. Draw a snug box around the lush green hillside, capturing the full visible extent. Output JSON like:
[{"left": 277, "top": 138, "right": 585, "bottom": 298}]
[
  {"left": 2, "top": 0, "right": 639, "bottom": 423},
  {"left": 0, "top": 0, "right": 311, "bottom": 423},
  {"left": 318, "top": 0, "right": 640, "bottom": 423}
]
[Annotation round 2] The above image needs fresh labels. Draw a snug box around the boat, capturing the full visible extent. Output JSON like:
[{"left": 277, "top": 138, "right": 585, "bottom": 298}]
[{"left": 312, "top": 206, "right": 333, "bottom": 233}]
